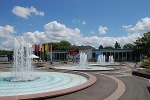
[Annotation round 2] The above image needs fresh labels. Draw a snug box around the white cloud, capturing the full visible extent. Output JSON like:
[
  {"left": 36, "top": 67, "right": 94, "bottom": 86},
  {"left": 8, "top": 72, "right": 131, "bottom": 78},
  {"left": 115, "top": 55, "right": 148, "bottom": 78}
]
[
  {"left": 12, "top": 6, "right": 44, "bottom": 19},
  {"left": 122, "top": 25, "right": 134, "bottom": 32},
  {"left": 122, "top": 17, "right": 150, "bottom": 34},
  {"left": 0, "top": 25, "right": 15, "bottom": 39},
  {"left": 44, "top": 21, "right": 66, "bottom": 32},
  {"left": 2, "top": 17, "right": 149, "bottom": 50},
  {"left": 98, "top": 26, "right": 108, "bottom": 34},
  {"left": 122, "top": 25, "right": 132, "bottom": 29},
  {"left": 44, "top": 21, "right": 82, "bottom": 41},
  {"left": 73, "top": 33, "right": 140, "bottom": 49},
  {"left": 2, "top": 39, "right": 15, "bottom": 50},
  {"left": 82, "top": 21, "right": 86, "bottom": 25},
  {"left": 23, "top": 31, "right": 46, "bottom": 44},
  {"left": 1, "top": 31, "right": 47, "bottom": 50},
  {"left": 1, "top": 21, "right": 83, "bottom": 50}
]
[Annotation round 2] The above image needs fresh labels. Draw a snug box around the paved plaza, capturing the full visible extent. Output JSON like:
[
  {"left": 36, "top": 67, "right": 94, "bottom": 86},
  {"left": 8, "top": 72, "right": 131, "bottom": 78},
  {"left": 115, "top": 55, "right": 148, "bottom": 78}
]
[{"left": 0, "top": 62, "right": 150, "bottom": 100}]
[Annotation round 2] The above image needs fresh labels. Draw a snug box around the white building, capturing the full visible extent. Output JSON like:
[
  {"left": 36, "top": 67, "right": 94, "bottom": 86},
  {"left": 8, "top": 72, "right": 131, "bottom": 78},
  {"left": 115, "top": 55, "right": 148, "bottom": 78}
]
[{"left": 51, "top": 46, "right": 136, "bottom": 62}]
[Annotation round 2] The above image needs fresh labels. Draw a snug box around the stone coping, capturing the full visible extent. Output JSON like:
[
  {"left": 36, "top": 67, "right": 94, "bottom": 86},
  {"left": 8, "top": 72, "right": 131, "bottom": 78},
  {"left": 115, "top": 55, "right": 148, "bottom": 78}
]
[
  {"left": 49, "top": 66, "right": 115, "bottom": 72},
  {"left": 0, "top": 71, "right": 97, "bottom": 100}
]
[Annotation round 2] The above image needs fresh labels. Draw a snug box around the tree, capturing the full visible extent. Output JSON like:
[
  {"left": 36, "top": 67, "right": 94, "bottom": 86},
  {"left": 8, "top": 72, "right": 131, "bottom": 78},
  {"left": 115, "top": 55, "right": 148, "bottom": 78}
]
[
  {"left": 0, "top": 50, "right": 11, "bottom": 55},
  {"left": 59, "top": 40, "right": 72, "bottom": 50},
  {"left": 104, "top": 46, "right": 114, "bottom": 49},
  {"left": 99, "top": 45, "right": 103, "bottom": 49},
  {"left": 50, "top": 42, "right": 61, "bottom": 50},
  {"left": 131, "top": 43, "right": 141, "bottom": 58},
  {"left": 49, "top": 40, "right": 72, "bottom": 50},
  {"left": 114, "top": 41, "right": 121, "bottom": 49},
  {"left": 123, "top": 43, "right": 134, "bottom": 49},
  {"left": 132, "top": 31, "right": 150, "bottom": 57}
]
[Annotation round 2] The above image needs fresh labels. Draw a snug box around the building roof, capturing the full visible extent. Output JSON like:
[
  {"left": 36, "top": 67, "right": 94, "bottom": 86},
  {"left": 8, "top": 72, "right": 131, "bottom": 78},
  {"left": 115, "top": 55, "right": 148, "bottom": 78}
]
[
  {"left": 65, "top": 45, "right": 94, "bottom": 50},
  {"left": 92, "top": 48, "right": 133, "bottom": 52}
]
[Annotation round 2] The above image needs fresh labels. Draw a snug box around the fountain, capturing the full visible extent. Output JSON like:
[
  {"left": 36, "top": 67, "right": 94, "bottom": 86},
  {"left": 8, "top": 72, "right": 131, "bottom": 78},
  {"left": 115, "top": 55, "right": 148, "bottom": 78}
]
[
  {"left": 79, "top": 52, "right": 88, "bottom": 69},
  {"left": 97, "top": 54, "right": 106, "bottom": 65},
  {"left": 52, "top": 52, "right": 115, "bottom": 71},
  {"left": 4, "top": 38, "right": 38, "bottom": 82},
  {"left": 0, "top": 38, "right": 96, "bottom": 99},
  {"left": 109, "top": 55, "right": 114, "bottom": 63},
  {"left": 97, "top": 54, "right": 114, "bottom": 65}
]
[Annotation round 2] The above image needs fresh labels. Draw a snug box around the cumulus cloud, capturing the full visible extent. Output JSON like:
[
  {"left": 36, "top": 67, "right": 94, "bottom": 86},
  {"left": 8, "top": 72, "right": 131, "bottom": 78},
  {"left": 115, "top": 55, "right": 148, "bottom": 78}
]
[
  {"left": 2, "top": 17, "right": 150, "bottom": 50},
  {"left": 74, "top": 33, "right": 140, "bottom": 49},
  {"left": 122, "top": 17, "right": 150, "bottom": 34},
  {"left": 12, "top": 6, "right": 44, "bottom": 19},
  {"left": 98, "top": 26, "right": 108, "bottom": 34},
  {"left": 1, "top": 21, "right": 83, "bottom": 50},
  {"left": 2, "top": 39, "right": 15, "bottom": 50},
  {"left": 1, "top": 31, "right": 47, "bottom": 50},
  {"left": 44, "top": 21, "right": 82, "bottom": 41},
  {"left": 0, "top": 25, "right": 15, "bottom": 39},
  {"left": 23, "top": 31, "right": 46, "bottom": 44}
]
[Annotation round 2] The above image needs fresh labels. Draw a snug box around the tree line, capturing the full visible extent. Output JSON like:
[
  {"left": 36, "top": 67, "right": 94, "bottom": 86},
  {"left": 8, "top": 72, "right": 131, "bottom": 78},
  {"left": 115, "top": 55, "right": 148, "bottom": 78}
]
[{"left": 99, "top": 41, "right": 133, "bottom": 49}]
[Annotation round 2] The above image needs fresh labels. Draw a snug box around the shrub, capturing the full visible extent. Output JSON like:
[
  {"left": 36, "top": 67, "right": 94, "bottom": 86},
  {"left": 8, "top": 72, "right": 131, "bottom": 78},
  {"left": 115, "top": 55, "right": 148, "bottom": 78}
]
[{"left": 146, "top": 68, "right": 150, "bottom": 73}]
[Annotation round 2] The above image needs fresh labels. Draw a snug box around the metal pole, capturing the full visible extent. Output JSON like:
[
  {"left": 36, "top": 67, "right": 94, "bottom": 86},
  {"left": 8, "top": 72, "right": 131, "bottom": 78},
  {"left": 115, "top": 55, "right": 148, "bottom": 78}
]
[{"left": 50, "top": 44, "right": 52, "bottom": 64}]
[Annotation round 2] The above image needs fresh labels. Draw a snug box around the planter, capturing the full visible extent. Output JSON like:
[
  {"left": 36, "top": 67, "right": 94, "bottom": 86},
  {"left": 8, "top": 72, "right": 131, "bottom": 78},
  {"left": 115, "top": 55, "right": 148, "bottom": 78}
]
[{"left": 132, "top": 71, "right": 150, "bottom": 79}]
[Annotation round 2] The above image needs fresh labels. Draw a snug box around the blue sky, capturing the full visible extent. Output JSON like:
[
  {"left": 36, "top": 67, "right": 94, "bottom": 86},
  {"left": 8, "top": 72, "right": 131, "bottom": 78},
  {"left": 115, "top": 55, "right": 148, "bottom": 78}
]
[{"left": 0, "top": 0, "right": 150, "bottom": 50}]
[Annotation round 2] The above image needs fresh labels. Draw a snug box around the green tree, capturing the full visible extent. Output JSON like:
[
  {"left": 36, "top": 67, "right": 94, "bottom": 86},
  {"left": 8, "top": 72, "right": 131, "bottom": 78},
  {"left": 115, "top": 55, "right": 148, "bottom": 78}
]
[
  {"left": 99, "top": 45, "right": 103, "bottom": 49},
  {"left": 123, "top": 43, "right": 134, "bottom": 49},
  {"left": 132, "top": 32, "right": 150, "bottom": 57},
  {"left": 104, "top": 46, "right": 114, "bottom": 49},
  {"left": 131, "top": 44, "right": 141, "bottom": 58},
  {"left": 50, "top": 42, "right": 61, "bottom": 50},
  {"left": 59, "top": 40, "right": 71, "bottom": 49},
  {"left": 114, "top": 41, "right": 121, "bottom": 49},
  {"left": 0, "top": 50, "right": 11, "bottom": 55},
  {"left": 49, "top": 40, "right": 72, "bottom": 50}
]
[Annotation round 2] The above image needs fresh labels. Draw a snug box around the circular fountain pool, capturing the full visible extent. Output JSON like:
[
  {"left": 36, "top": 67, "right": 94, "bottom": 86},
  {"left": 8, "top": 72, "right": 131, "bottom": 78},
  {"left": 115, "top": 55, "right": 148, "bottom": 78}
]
[
  {"left": 56, "top": 52, "right": 116, "bottom": 71},
  {"left": 0, "top": 71, "right": 96, "bottom": 99}
]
